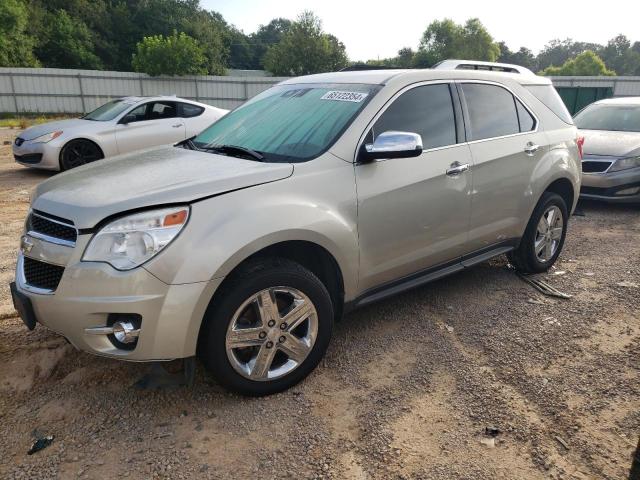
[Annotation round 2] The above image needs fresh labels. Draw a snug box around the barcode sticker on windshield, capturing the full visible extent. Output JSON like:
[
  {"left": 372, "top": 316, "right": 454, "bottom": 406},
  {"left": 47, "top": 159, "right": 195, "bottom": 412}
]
[{"left": 321, "top": 91, "right": 368, "bottom": 102}]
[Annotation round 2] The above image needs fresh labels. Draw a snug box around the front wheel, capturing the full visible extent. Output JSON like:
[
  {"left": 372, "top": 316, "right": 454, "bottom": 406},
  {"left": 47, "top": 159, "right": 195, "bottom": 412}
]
[
  {"left": 59, "top": 139, "right": 103, "bottom": 170},
  {"left": 198, "top": 258, "right": 333, "bottom": 396},
  {"left": 508, "top": 192, "right": 568, "bottom": 273}
]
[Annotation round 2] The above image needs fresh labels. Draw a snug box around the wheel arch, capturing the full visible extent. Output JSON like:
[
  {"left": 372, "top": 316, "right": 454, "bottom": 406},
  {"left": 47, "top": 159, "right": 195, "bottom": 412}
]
[{"left": 542, "top": 177, "right": 576, "bottom": 213}]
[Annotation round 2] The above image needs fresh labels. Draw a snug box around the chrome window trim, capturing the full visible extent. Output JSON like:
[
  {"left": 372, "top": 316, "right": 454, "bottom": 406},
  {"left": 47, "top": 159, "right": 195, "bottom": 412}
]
[
  {"left": 354, "top": 80, "right": 463, "bottom": 164},
  {"left": 455, "top": 80, "right": 540, "bottom": 145},
  {"left": 16, "top": 253, "right": 56, "bottom": 295}
]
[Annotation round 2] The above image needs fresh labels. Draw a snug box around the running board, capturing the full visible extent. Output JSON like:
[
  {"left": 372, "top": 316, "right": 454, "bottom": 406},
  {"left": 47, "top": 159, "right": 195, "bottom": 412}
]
[{"left": 347, "top": 242, "right": 517, "bottom": 311}]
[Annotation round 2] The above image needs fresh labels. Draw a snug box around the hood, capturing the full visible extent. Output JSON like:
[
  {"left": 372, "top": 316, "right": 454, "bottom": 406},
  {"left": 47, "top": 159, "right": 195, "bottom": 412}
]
[
  {"left": 32, "top": 146, "right": 294, "bottom": 228},
  {"left": 20, "top": 118, "right": 92, "bottom": 141},
  {"left": 579, "top": 129, "right": 640, "bottom": 157}
]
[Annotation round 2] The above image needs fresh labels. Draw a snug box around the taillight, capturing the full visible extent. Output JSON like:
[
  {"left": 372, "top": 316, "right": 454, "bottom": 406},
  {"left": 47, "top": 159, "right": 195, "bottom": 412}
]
[{"left": 576, "top": 136, "right": 585, "bottom": 160}]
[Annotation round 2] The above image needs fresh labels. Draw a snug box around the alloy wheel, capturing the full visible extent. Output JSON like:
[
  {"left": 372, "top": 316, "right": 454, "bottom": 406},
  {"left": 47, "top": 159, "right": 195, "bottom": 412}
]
[
  {"left": 534, "top": 205, "right": 563, "bottom": 262},
  {"left": 225, "top": 287, "right": 318, "bottom": 381}
]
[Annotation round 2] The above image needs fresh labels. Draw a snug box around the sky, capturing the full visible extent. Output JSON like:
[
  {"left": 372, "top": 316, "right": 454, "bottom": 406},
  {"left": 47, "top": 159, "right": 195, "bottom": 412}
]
[{"left": 202, "top": 0, "right": 638, "bottom": 60}]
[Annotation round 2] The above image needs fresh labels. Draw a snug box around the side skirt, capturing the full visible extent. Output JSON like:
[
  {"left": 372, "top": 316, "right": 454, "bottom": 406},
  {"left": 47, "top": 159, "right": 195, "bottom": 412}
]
[{"left": 344, "top": 239, "right": 518, "bottom": 313}]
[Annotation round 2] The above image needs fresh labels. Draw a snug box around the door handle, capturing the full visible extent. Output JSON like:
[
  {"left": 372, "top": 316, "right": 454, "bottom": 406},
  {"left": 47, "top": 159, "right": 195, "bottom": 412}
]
[
  {"left": 446, "top": 162, "right": 469, "bottom": 176},
  {"left": 172, "top": 123, "right": 183, "bottom": 128},
  {"left": 524, "top": 142, "right": 539, "bottom": 156}
]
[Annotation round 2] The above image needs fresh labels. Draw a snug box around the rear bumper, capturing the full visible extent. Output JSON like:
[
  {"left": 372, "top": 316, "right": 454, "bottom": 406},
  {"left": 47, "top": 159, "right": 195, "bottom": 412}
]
[{"left": 580, "top": 167, "right": 640, "bottom": 203}]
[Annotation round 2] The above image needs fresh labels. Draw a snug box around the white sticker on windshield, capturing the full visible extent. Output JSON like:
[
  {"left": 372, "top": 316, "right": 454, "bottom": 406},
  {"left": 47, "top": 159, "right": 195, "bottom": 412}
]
[{"left": 321, "top": 91, "right": 368, "bottom": 103}]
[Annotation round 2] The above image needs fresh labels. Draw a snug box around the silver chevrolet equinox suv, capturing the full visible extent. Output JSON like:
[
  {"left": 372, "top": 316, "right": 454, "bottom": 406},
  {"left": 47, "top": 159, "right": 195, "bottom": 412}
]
[{"left": 11, "top": 61, "right": 582, "bottom": 396}]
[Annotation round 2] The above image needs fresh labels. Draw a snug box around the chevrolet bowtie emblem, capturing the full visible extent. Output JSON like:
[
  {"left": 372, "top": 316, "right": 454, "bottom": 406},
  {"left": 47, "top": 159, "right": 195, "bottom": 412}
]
[{"left": 20, "top": 235, "right": 34, "bottom": 254}]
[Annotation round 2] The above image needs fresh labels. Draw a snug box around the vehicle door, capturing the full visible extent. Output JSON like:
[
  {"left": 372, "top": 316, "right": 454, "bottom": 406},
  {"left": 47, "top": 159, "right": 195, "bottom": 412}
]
[
  {"left": 355, "top": 82, "right": 474, "bottom": 292},
  {"left": 457, "top": 82, "right": 545, "bottom": 252},
  {"left": 115, "top": 101, "right": 186, "bottom": 154}
]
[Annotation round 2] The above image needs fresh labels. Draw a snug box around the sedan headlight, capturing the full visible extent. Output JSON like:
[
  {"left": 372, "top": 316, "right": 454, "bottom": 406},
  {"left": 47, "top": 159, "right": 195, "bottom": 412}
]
[
  {"left": 83, "top": 207, "right": 189, "bottom": 270},
  {"left": 30, "top": 131, "right": 63, "bottom": 143},
  {"left": 609, "top": 156, "right": 640, "bottom": 172}
]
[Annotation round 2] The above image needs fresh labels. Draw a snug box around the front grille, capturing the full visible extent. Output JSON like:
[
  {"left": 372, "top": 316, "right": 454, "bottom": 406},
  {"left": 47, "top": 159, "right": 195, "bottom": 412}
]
[
  {"left": 23, "top": 257, "right": 65, "bottom": 291},
  {"left": 27, "top": 212, "right": 77, "bottom": 244},
  {"left": 582, "top": 160, "right": 612, "bottom": 173},
  {"left": 14, "top": 137, "right": 24, "bottom": 146}
]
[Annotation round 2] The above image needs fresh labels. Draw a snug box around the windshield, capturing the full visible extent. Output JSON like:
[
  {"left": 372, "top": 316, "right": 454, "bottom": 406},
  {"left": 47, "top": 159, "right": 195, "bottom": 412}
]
[
  {"left": 574, "top": 104, "right": 640, "bottom": 132},
  {"left": 193, "top": 83, "right": 379, "bottom": 162},
  {"left": 83, "top": 99, "right": 139, "bottom": 121}
]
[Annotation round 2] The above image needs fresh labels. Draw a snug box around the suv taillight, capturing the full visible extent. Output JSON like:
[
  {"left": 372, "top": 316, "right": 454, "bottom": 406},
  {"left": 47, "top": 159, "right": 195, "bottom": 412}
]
[{"left": 576, "top": 136, "right": 585, "bottom": 160}]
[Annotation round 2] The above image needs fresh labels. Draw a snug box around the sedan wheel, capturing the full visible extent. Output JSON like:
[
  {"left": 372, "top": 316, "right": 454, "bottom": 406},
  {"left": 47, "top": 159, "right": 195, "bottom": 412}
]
[{"left": 60, "top": 140, "right": 103, "bottom": 170}]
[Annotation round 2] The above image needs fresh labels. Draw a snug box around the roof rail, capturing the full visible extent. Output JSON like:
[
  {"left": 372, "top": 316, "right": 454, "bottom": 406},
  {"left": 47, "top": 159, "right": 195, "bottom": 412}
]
[{"left": 432, "top": 59, "right": 536, "bottom": 76}]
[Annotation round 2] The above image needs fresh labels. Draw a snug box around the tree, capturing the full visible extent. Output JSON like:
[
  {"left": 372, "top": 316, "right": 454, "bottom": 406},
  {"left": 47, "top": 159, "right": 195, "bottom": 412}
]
[
  {"left": 497, "top": 42, "right": 538, "bottom": 70},
  {"left": 414, "top": 18, "right": 499, "bottom": 67},
  {"left": 541, "top": 51, "right": 615, "bottom": 76},
  {"left": 250, "top": 18, "right": 292, "bottom": 69},
  {"left": 600, "top": 34, "right": 640, "bottom": 76},
  {"left": 536, "top": 39, "right": 603, "bottom": 71},
  {"left": 35, "top": 9, "right": 102, "bottom": 69},
  {"left": 264, "top": 11, "right": 348, "bottom": 75},
  {"left": 132, "top": 31, "right": 207, "bottom": 76},
  {"left": 0, "top": 0, "right": 39, "bottom": 67}
]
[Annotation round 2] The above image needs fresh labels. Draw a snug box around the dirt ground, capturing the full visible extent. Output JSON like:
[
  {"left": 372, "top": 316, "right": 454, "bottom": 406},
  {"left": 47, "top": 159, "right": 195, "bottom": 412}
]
[{"left": 0, "top": 127, "right": 638, "bottom": 479}]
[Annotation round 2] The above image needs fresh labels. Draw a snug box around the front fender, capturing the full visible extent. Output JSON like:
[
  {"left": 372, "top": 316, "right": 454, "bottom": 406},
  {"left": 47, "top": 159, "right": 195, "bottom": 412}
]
[{"left": 143, "top": 157, "right": 359, "bottom": 299}]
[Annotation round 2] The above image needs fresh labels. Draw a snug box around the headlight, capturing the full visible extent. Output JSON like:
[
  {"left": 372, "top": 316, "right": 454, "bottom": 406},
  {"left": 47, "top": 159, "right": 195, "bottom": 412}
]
[
  {"left": 83, "top": 207, "right": 189, "bottom": 270},
  {"left": 609, "top": 156, "right": 640, "bottom": 172},
  {"left": 30, "top": 131, "right": 63, "bottom": 143}
]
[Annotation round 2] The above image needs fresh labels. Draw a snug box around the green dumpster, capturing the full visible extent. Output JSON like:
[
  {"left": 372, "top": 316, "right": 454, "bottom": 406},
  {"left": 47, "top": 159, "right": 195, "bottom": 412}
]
[{"left": 555, "top": 86, "right": 613, "bottom": 115}]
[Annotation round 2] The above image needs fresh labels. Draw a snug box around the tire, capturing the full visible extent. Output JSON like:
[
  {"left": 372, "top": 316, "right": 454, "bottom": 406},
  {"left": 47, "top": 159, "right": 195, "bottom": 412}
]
[
  {"left": 59, "top": 139, "right": 103, "bottom": 170},
  {"left": 198, "top": 257, "right": 333, "bottom": 396},
  {"left": 508, "top": 192, "right": 568, "bottom": 274}
]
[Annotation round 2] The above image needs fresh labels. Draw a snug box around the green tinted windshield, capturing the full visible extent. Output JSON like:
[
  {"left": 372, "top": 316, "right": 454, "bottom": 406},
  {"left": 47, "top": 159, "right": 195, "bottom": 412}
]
[
  {"left": 575, "top": 104, "right": 640, "bottom": 132},
  {"left": 193, "top": 83, "right": 379, "bottom": 162},
  {"left": 83, "top": 99, "right": 138, "bottom": 121}
]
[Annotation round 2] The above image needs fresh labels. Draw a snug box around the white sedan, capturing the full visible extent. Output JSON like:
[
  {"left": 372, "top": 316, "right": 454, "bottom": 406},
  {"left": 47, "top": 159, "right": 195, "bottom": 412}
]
[{"left": 12, "top": 96, "right": 227, "bottom": 170}]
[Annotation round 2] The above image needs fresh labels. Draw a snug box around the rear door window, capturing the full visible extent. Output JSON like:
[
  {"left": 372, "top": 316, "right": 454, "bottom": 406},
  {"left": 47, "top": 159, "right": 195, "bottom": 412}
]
[
  {"left": 461, "top": 83, "right": 520, "bottom": 141},
  {"left": 516, "top": 99, "right": 536, "bottom": 132},
  {"left": 371, "top": 83, "right": 457, "bottom": 150}
]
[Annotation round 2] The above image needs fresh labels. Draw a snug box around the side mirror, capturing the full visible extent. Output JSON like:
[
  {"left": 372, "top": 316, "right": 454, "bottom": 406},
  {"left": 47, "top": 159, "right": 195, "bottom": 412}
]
[
  {"left": 361, "top": 131, "right": 423, "bottom": 162},
  {"left": 120, "top": 114, "right": 136, "bottom": 125}
]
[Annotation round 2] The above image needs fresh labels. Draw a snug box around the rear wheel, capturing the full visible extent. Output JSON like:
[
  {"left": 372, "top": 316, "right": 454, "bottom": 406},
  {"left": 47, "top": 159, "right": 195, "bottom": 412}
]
[
  {"left": 59, "top": 139, "right": 103, "bottom": 170},
  {"left": 508, "top": 192, "right": 568, "bottom": 273},
  {"left": 198, "top": 258, "right": 333, "bottom": 396}
]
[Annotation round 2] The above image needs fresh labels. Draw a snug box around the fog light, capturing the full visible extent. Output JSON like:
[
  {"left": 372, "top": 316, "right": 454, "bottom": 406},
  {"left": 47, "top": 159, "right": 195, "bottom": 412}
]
[{"left": 112, "top": 321, "right": 140, "bottom": 344}]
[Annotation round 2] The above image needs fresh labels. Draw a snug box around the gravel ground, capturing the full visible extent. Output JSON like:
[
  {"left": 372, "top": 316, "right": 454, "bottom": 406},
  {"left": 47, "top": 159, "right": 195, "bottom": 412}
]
[{"left": 0, "top": 128, "right": 638, "bottom": 479}]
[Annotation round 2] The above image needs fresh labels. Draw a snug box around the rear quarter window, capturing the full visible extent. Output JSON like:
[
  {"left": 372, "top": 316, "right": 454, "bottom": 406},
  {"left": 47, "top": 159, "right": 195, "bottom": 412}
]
[
  {"left": 525, "top": 85, "right": 573, "bottom": 125},
  {"left": 180, "top": 103, "right": 205, "bottom": 118}
]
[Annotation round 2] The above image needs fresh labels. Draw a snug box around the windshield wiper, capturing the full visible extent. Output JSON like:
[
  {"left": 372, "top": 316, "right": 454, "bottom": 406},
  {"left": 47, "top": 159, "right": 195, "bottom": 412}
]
[
  {"left": 175, "top": 135, "right": 197, "bottom": 149},
  {"left": 201, "top": 144, "right": 264, "bottom": 161}
]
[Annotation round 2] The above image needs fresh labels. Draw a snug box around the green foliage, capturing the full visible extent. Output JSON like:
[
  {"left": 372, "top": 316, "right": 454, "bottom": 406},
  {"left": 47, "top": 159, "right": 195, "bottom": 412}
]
[
  {"left": 35, "top": 9, "right": 102, "bottom": 69},
  {"left": 414, "top": 18, "right": 499, "bottom": 67},
  {"left": 132, "top": 31, "right": 207, "bottom": 76},
  {"left": 599, "top": 35, "right": 640, "bottom": 76},
  {"left": 497, "top": 42, "right": 538, "bottom": 71},
  {"left": 250, "top": 19, "right": 293, "bottom": 69},
  {"left": 541, "top": 51, "right": 615, "bottom": 76},
  {"left": 0, "top": 0, "right": 39, "bottom": 67},
  {"left": 264, "top": 11, "right": 348, "bottom": 76},
  {"left": 536, "top": 39, "right": 602, "bottom": 71}
]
